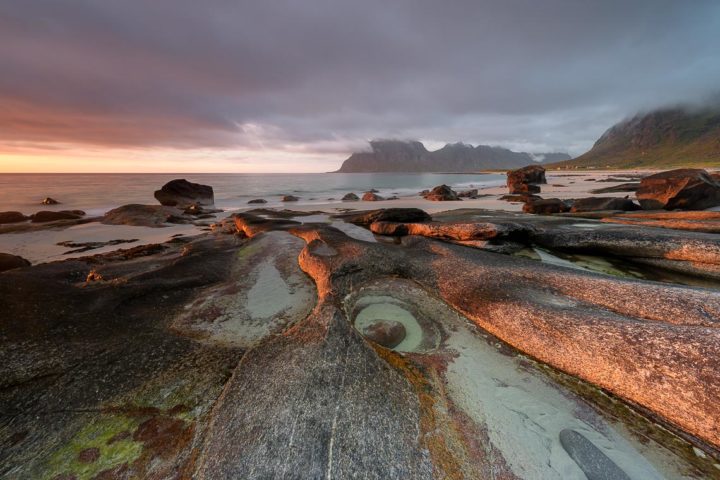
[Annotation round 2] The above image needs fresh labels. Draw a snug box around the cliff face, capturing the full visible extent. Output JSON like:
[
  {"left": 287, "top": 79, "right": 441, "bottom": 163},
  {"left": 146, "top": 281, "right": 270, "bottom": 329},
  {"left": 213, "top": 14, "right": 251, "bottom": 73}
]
[
  {"left": 336, "top": 140, "right": 570, "bottom": 172},
  {"left": 552, "top": 106, "right": 720, "bottom": 169}
]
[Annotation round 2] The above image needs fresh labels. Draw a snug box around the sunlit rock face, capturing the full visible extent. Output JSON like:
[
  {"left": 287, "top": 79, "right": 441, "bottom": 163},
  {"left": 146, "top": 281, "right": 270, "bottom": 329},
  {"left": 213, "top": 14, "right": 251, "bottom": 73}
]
[
  {"left": 507, "top": 164, "right": 547, "bottom": 194},
  {"left": 636, "top": 168, "right": 720, "bottom": 210}
]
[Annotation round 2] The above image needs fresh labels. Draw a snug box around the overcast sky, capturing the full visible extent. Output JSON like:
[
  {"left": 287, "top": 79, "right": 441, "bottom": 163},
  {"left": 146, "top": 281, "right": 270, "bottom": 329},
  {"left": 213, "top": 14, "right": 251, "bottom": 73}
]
[{"left": 0, "top": 0, "right": 719, "bottom": 172}]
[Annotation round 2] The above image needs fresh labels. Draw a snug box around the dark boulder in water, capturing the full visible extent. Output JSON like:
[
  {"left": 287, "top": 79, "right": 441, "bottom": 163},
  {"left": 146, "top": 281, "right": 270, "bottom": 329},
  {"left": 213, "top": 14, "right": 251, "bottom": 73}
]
[
  {"left": 248, "top": 198, "right": 267, "bottom": 204},
  {"left": 154, "top": 179, "right": 214, "bottom": 208},
  {"left": 30, "top": 210, "right": 84, "bottom": 223},
  {"left": 458, "top": 188, "right": 479, "bottom": 199},
  {"left": 282, "top": 195, "right": 300, "bottom": 202},
  {"left": 362, "top": 191, "right": 384, "bottom": 201},
  {"left": 102, "top": 204, "right": 188, "bottom": 227},
  {"left": 0, "top": 211, "right": 28, "bottom": 224},
  {"left": 422, "top": 184, "right": 459, "bottom": 201},
  {"left": 342, "top": 192, "right": 360, "bottom": 201}
]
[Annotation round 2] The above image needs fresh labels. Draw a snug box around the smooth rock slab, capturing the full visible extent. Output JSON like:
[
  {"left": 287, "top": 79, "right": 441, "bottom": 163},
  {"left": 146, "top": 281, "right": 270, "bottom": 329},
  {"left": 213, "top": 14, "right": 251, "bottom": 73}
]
[{"left": 196, "top": 306, "right": 433, "bottom": 479}]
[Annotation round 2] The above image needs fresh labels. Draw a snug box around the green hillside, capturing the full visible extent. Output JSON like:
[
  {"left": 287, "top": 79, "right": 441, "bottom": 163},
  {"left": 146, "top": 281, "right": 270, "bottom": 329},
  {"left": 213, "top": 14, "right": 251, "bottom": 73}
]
[{"left": 551, "top": 106, "right": 720, "bottom": 169}]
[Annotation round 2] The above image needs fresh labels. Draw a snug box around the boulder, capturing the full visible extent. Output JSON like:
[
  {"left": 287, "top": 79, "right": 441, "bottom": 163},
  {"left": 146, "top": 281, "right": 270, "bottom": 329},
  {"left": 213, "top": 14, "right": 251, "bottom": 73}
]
[
  {"left": 0, "top": 253, "right": 31, "bottom": 272},
  {"left": 458, "top": 189, "right": 478, "bottom": 199},
  {"left": 570, "top": 197, "right": 641, "bottom": 213},
  {"left": 41, "top": 197, "right": 60, "bottom": 205},
  {"left": 248, "top": 199, "right": 267, "bottom": 204},
  {"left": 507, "top": 165, "right": 546, "bottom": 194},
  {"left": 339, "top": 208, "right": 431, "bottom": 226},
  {"left": 362, "top": 320, "right": 406, "bottom": 349},
  {"left": 282, "top": 195, "right": 300, "bottom": 202},
  {"left": 362, "top": 192, "right": 384, "bottom": 201},
  {"left": 154, "top": 179, "right": 214, "bottom": 208},
  {"left": 30, "top": 210, "right": 84, "bottom": 223},
  {"left": 342, "top": 193, "right": 360, "bottom": 201},
  {"left": 0, "top": 211, "right": 29, "bottom": 224},
  {"left": 422, "top": 184, "right": 459, "bottom": 201},
  {"left": 102, "top": 204, "right": 187, "bottom": 227},
  {"left": 522, "top": 198, "right": 569, "bottom": 215},
  {"left": 636, "top": 169, "right": 720, "bottom": 210}
]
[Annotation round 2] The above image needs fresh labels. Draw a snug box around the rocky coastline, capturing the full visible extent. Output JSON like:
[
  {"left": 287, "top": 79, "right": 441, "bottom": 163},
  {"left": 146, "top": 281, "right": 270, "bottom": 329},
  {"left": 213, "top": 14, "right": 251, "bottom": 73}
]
[{"left": 2, "top": 170, "right": 720, "bottom": 478}]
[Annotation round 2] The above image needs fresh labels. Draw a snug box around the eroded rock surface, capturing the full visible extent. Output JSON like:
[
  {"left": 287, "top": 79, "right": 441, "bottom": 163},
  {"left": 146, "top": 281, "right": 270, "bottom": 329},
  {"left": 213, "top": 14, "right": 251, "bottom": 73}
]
[
  {"left": 196, "top": 306, "right": 433, "bottom": 479},
  {"left": 172, "top": 231, "right": 315, "bottom": 348},
  {"left": 301, "top": 215, "right": 720, "bottom": 454},
  {"left": 3, "top": 206, "right": 720, "bottom": 479}
]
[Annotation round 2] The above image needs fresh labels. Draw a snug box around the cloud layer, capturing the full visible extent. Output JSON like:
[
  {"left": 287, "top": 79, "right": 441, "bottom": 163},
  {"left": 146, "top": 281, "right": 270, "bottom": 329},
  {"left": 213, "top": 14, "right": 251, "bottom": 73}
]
[{"left": 1, "top": 0, "right": 719, "bottom": 167}]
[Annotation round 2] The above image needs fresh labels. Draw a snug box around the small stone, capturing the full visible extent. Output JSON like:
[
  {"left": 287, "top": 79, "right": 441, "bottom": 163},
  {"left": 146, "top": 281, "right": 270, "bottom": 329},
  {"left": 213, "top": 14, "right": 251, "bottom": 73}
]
[
  {"left": 362, "top": 192, "right": 384, "bottom": 201},
  {"left": 248, "top": 199, "right": 267, "bottom": 204},
  {"left": 42, "top": 197, "right": 60, "bottom": 205},
  {"left": 78, "top": 447, "right": 101, "bottom": 463},
  {"left": 342, "top": 192, "right": 359, "bottom": 201},
  {"left": 85, "top": 270, "right": 103, "bottom": 282},
  {"left": 559, "top": 429, "right": 631, "bottom": 480},
  {"left": 362, "top": 320, "right": 406, "bottom": 348},
  {"left": 282, "top": 195, "right": 300, "bottom": 202}
]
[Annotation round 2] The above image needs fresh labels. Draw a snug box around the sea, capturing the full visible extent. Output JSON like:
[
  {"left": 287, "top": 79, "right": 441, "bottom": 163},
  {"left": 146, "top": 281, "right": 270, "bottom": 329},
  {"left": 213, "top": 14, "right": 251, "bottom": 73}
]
[{"left": 0, "top": 172, "right": 505, "bottom": 216}]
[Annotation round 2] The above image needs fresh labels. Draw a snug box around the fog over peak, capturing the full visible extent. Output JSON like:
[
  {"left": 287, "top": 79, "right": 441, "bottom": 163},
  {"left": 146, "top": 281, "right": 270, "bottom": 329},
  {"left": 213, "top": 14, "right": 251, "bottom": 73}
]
[{"left": 0, "top": 0, "right": 719, "bottom": 170}]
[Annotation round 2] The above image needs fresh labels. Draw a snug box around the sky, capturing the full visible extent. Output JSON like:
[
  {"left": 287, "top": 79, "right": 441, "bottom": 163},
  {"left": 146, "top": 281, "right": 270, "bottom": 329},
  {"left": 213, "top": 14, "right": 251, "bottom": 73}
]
[{"left": 0, "top": 0, "right": 719, "bottom": 173}]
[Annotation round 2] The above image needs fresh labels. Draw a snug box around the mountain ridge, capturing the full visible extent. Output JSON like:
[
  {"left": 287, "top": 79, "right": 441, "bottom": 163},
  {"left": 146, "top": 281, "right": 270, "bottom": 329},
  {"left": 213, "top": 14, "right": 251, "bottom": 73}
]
[
  {"left": 335, "top": 140, "right": 570, "bottom": 173},
  {"left": 551, "top": 105, "right": 720, "bottom": 169}
]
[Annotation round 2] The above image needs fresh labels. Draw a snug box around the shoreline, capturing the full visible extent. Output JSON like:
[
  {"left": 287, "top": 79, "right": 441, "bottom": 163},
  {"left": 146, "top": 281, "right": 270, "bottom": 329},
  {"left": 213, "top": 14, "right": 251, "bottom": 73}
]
[{"left": 0, "top": 170, "right": 658, "bottom": 264}]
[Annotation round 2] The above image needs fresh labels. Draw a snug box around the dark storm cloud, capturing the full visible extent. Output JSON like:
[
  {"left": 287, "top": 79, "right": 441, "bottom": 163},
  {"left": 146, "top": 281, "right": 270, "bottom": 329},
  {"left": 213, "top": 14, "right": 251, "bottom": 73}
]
[{"left": 0, "top": 0, "right": 718, "bottom": 156}]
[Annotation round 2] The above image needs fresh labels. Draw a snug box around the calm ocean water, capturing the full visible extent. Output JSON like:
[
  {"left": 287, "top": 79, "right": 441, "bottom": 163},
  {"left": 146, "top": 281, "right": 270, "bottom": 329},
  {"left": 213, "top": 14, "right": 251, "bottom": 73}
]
[{"left": 0, "top": 173, "right": 504, "bottom": 216}]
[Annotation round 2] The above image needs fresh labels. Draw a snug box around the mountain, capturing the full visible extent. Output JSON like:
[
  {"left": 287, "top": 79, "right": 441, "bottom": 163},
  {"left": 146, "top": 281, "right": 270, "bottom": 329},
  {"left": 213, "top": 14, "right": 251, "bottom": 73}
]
[
  {"left": 335, "top": 140, "right": 570, "bottom": 172},
  {"left": 552, "top": 106, "right": 720, "bottom": 169}
]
